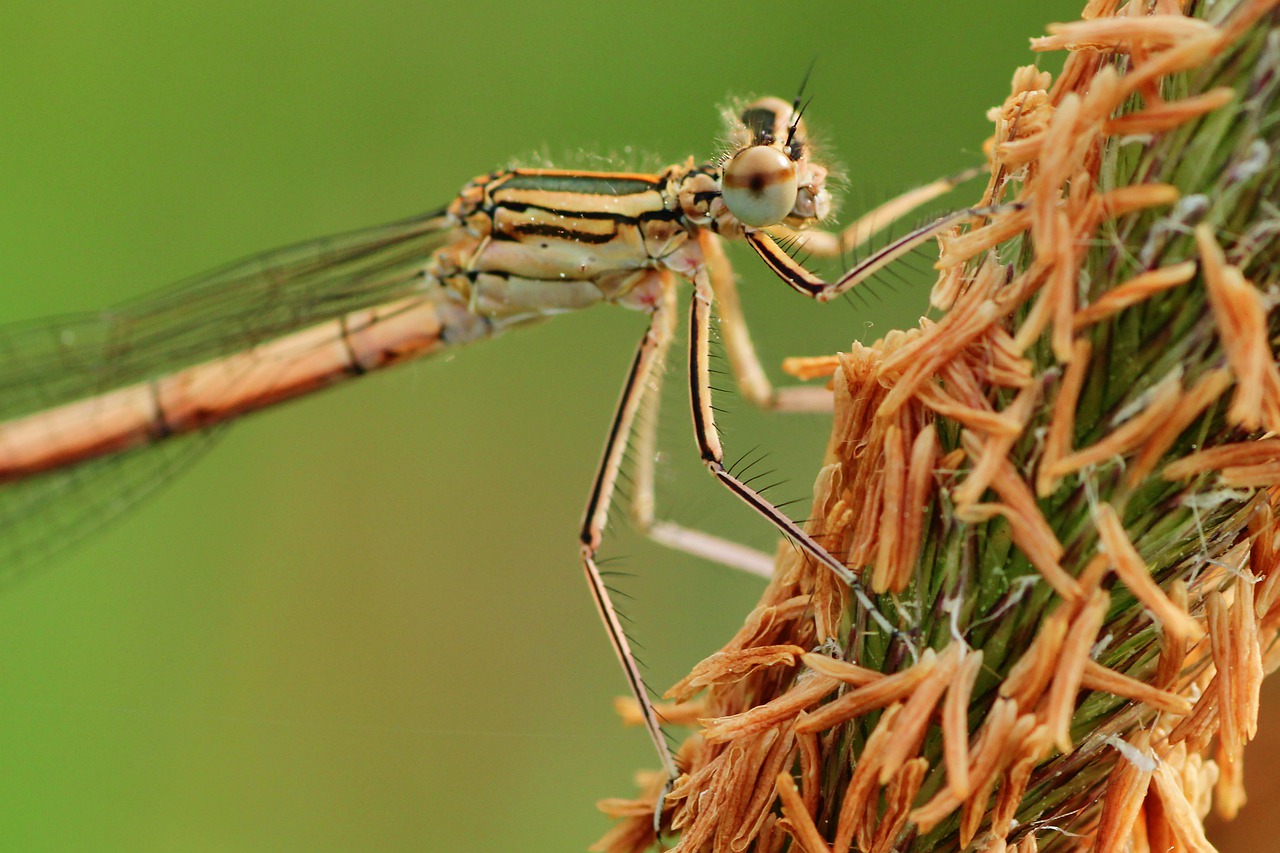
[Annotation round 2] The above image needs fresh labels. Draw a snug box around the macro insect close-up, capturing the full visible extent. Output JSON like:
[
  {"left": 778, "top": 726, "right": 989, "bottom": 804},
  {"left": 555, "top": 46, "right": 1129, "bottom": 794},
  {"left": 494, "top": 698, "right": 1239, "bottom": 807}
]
[{"left": 5, "top": 2, "right": 1278, "bottom": 852}]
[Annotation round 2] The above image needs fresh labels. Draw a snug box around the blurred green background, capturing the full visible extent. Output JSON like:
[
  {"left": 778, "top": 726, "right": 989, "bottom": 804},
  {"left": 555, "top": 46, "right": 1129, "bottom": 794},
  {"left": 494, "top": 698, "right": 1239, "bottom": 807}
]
[{"left": 0, "top": 3, "right": 1100, "bottom": 851}]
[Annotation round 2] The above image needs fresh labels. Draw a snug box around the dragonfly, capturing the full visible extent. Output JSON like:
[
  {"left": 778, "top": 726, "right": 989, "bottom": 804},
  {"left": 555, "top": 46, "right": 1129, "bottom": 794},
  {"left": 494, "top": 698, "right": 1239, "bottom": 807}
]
[{"left": 0, "top": 90, "right": 991, "bottom": 780}]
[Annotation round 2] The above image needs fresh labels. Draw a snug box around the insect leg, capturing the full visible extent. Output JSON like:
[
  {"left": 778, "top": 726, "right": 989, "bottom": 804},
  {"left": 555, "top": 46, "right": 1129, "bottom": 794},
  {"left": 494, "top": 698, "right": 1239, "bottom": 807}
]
[
  {"left": 580, "top": 274, "right": 680, "bottom": 780},
  {"left": 687, "top": 272, "right": 900, "bottom": 640},
  {"left": 626, "top": 280, "right": 775, "bottom": 579},
  {"left": 748, "top": 201, "right": 1013, "bottom": 303},
  {"left": 789, "top": 164, "right": 986, "bottom": 258},
  {"left": 697, "top": 230, "right": 832, "bottom": 412}
]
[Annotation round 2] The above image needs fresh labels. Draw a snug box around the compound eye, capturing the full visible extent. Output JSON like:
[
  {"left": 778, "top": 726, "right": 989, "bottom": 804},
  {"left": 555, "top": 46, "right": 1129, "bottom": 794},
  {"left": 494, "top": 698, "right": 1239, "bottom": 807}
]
[{"left": 721, "top": 146, "right": 798, "bottom": 228}]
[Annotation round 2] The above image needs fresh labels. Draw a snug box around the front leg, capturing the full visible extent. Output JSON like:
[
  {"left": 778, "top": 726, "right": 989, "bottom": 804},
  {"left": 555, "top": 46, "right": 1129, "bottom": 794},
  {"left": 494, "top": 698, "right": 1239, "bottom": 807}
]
[
  {"left": 749, "top": 201, "right": 1010, "bottom": 302},
  {"left": 782, "top": 165, "right": 986, "bottom": 258},
  {"left": 697, "top": 230, "right": 832, "bottom": 412}
]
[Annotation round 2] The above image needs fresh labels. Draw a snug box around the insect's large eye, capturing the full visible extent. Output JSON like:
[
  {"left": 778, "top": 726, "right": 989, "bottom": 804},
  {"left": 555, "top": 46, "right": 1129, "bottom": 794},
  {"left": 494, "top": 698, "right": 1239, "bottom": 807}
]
[{"left": 721, "top": 145, "right": 798, "bottom": 228}]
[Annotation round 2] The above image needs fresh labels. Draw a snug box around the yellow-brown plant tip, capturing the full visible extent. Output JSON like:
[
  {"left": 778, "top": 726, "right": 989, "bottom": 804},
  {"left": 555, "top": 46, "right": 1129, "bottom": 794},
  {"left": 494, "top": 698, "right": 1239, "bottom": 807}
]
[{"left": 596, "top": 2, "right": 1280, "bottom": 850}]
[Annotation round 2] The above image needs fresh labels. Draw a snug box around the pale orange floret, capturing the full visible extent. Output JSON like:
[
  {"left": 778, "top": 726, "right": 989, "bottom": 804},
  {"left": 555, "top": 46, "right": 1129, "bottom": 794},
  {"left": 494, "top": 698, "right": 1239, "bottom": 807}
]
[
  {"left": 935, "top": 208, "right": 1032, "bottom": 269},
  {"left": 870, "top": 758, "right": 928, "bottom": 853},
  {"left": 1077, "top": 551, "right": 1114, "bottom": 598},
  {"left": 613, "top": 695, "right": 708, "bottom": 728},
  {"left": 1032, "top": 91, "right": 1083, "bottom": 203},
  {"left": 1048, "top": 209, "right": 1080, "bottom": 363},
  {"left": 1219, "top": 462, "right": 1280, "bottom": 488},
  {"left": 951, "top": 383, "right": 1040, "bottom": 507},
  {"left": 795, "top": 725, "right": 822, "bottom": 819},
  {"left": 1096, "top": 502, "right": 1205, "bottom": 642},
  {"left": 1031, "top": 15, "right": 1218, "bottom": 52},
  {"left": 876, "top": 644, "right": 964, "bottom": 785},
  {"left": 1104, "top": 87, "right": 1236, "bottom": 134},
  {"left": 937, "top": 355, "right": 993, "bottom": 408},
  {"left": 1215, "top": 736, "right": 1247, "bottom": 821},
  {"left": 938, "top": 446, "right": 966, "bottom": 473},
  {"left": 799, "top": 652, "right": 884, "bottom": 686},
  {"left": 911, "top": 379, "right": 1018, "bottom": 432},
  {"left": 878, "top": 264, "right": 1005, "bottom": 417},
  {"left": 1025, "top": 103, "right": 1088, "bottom": 326},
  {"left": 1038, "top": 338, "right": 1092, "bottom": 497},
  {"left": 1249, "top": 499, "right": 1280, "bottom": 574},
  {"left": 754, "top": 815, "right": 786, "bottom": 853},
  {"left": 909, "top": 698, "right": 1017, "bottom": 835},
  {"left": 1122, "top": 0, "right": 1170, "bottom": 108},
  {"left": 1233, "top": 571, "right": 1264, "bottom": 741},
  {"left": 1000, "top": 609, "right": 1071, "bottom": 714},
  {"left": 943, "top": 648, "right": 985, "bottom": 798},
  {"left": 1127, "top": 368, "right": 1233, "bottom": 488},
  {"left": 955, "top": 501, "right": 1079, "bottom": 600},
  {"left": 993, "top": 135, "right": 1046, "bottom": 170},
  {"left": 991, "top": 724, "right": 1055, "bottom": 842},
  {"left": 1047, "top": 370, "right": 1183, "bottom": 479},
  {"left": 1082, "top": 183, "right": 1182, "bottom": 231},
  {"left": 1168, "top": 671, "right": 1223, "bottom": 753},
  {"left": 956, "top": 439, "right": 1082, "bottom": 600},
  {"left": 986, "top": 75, "right": 1054, "bottom": 170},
  {"left": 1044, "top": 589, "right": 1110, "bottom": 753},
  {"left": 844, "top": 471, "right": 884, "bottom": 574},
  {"left": 1119, "top": 31, "right": 1223, "bottom": 105},
  {"left": 780, "top": 354, "right": 841, "bottom": 382},
  {"left": 1211, "top": 573, "right": 1261, "bottom": 809},
  {"left": 775, "top": 771, "right": 832, "bottom": 853},
  {"left": 1009, "top": 264, "right": 1057, "bottom": 355},
  {"left": 1094, "top": 730, "right": 1156, "bottom": 852},
  {"left": 871, "top": 423, "right": 907, "bottom": 593},
  {"left": 794, "top": 650, "right": 937, "bottom": 734},
  {"left": 830, "top": 704, "right": 903, "bottom": 853},
  {"left": 711, "top": 739, "right": 765, "bottom": 851},
  {"left": 984, "top": 327, "right": 1036, "bottom": 388},
  {"left": 664, "top": 644, "right": 807, "bottom": 702},
  {"left": 1151, "top": 761, "right": 1217, "bottom": 853},
  {"left": 699, "top": 675, "right": 840, "bottom": 744},
  {"left": 728, "top": 727, "right": 802, "bottom": 849},
  {"left": 1163, "top": 437, "right": 1280, "bottom": 479},
  {"left": 1080, "top": 658, "right": 1193, "bottom": 715},
  {"left": 1207, "top": 592, "right": 1246, "bottom": 767},
  {"left": 1195, "top": 224, "right": 1280, "bottom": 431},
  {"left": 669, "top": 743, "right": 742, "bottom": 850},
  {"left": 721, "top": 727, "right": 788, "bottom": 845},
  {"left": 962, "top": 713, "right": 1041, "bottom": 847},
  {"left": 1155, "top": 581, "right": 1192, "bottom": 691},
  {"left": 1256, "top": 574, "right": 1280, "bottom": 636},
  {"left": 929, "top": 261, "right": 966, "bottom": 311},
  {"left": 897, "top": 424, "right": 939, "bottom": 592}
]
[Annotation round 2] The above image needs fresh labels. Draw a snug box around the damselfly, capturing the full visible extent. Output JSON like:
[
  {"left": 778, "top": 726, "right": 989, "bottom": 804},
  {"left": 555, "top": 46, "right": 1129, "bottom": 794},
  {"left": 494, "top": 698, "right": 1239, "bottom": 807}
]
[{"left": 0, "top": 91, "right": 991, "bottom": 779}]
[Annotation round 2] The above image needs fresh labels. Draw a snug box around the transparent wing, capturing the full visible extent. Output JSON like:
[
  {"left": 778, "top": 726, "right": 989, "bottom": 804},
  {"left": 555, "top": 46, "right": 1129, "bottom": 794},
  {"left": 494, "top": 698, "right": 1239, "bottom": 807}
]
[
  {"left": 0, "top": 208, "right": 454, "bottom": 420},
  {"left": 0, "top": 207, "right": 456, "bottom": 577},
  {"left": 0, "top": 429, "right": 224, "bottom": 583}
]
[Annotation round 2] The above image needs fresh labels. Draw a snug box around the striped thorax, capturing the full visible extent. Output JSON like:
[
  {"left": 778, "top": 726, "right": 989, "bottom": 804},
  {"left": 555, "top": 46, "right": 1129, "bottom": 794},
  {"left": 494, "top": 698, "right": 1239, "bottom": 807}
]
[{"left": 431, "top": 96, "right": 833, "bottom": 325}]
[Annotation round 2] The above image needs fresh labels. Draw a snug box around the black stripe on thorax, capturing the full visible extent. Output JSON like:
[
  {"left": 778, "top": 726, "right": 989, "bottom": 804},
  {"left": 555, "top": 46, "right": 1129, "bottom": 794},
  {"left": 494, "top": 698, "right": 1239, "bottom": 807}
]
[
  {"left": 500, "top": 172, "right": 663, "bottom": 195},
  {"left": 491, "top": 199, "right": 684, "bottom": 225},
  {"left": 507, "top": 222, "right": 618, "bottom": 244}
]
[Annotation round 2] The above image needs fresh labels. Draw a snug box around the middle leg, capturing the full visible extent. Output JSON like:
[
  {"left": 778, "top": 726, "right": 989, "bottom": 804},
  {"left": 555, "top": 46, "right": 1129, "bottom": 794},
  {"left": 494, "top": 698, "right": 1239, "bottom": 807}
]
[{"left": 626, "top": 277, "right": 776, "bottom": 579}]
